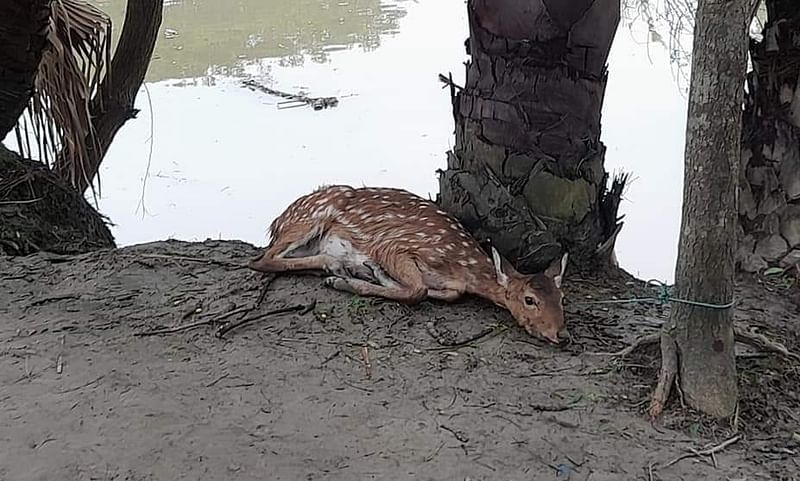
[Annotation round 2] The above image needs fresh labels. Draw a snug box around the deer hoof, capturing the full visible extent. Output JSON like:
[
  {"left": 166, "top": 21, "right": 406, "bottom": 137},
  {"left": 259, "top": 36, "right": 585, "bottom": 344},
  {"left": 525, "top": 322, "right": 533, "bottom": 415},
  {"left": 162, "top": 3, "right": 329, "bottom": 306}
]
[{"left": 324, "top": 276, "right": 347, "bottom": 290}]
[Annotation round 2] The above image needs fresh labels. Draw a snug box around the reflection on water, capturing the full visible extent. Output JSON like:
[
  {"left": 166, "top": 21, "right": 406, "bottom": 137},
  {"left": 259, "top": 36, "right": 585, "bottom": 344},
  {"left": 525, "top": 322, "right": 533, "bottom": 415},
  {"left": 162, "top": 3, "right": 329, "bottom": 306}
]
[
  {"left": 4, "top": 0, "right": 689, "bottom": 283},
  {"left": 92, "top": 0, "right": 408, "bottom": 81}
]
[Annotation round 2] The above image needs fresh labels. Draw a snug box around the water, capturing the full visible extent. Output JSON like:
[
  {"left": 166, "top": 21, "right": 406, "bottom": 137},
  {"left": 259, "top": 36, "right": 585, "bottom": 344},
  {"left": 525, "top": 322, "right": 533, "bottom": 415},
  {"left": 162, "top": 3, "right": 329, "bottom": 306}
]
[{"left": 6, "top": 0, "right": 689, "bottom": 282}]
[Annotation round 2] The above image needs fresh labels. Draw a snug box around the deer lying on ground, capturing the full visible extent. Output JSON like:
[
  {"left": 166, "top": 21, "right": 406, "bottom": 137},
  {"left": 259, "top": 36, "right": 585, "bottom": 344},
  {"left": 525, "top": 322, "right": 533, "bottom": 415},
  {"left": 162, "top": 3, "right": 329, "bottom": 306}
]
[{"left": 249, "top": 185, "right": 569, "bottom": 344}]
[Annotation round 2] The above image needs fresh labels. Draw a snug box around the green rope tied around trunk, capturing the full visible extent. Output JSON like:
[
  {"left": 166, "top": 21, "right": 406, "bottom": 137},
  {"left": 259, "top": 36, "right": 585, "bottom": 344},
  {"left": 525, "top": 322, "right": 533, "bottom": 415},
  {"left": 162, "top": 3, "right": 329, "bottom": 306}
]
[{"left": 568, "top": 279, "right": 735, "bottom": 310}]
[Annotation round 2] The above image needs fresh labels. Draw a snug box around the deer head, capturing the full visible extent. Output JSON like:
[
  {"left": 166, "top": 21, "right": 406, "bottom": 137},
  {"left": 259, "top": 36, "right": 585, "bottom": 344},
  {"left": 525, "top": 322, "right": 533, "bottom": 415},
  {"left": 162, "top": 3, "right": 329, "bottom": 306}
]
[{"left": 491, "top": 247, "right": 568, "bottom": 344}]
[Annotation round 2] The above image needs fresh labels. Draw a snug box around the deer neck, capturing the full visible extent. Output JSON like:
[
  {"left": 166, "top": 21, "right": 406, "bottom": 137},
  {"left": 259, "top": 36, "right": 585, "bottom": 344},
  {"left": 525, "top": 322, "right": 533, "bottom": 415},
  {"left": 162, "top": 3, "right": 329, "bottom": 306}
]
[{"left": 469, "top": 273, "right": 510, "bottom": 308}]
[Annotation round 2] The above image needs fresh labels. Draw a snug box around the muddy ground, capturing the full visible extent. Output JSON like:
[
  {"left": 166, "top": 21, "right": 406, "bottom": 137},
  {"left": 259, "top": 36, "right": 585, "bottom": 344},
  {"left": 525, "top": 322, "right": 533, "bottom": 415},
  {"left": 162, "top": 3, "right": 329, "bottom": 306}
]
[{"left": 1, "top": 239, "right": 798, "bottom": 481}]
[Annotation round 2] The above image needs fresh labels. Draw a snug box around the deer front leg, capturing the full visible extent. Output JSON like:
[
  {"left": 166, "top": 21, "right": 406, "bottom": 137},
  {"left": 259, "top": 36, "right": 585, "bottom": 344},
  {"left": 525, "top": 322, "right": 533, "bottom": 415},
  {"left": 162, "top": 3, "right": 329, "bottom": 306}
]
[
  {"left": 249, "top": 253, "right": 334, "bottom": 273},
  {"left": 427, "top": 289, "right": 463, "bottom": 302}
]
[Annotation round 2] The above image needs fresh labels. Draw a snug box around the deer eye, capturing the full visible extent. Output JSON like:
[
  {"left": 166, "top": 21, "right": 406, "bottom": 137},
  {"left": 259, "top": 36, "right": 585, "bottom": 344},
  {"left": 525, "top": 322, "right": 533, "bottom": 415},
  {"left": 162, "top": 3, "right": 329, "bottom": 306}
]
[{"left": 524, "top": 296, "right": 537, "bottom": 306}]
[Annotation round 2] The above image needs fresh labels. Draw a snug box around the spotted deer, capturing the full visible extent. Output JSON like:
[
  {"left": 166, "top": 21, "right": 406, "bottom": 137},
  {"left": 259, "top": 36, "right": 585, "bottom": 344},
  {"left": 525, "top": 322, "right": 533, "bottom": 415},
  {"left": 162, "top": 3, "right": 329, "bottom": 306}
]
[{"left": 249, "top": 185, "right": 569, "bottom": 344}]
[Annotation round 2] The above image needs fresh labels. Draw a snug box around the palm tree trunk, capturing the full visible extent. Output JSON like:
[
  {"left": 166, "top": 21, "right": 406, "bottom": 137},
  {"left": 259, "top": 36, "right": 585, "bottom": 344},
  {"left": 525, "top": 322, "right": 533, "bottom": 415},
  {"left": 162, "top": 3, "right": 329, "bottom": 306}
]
[
  {"left": 737, "top": 0, "right": 800, "bottom": 272},
  {"left": 0, "top": 0, "right": 51, "bottom": 139},
  {"left": 437, "top": 0, "right": 624, "bottom": 273}
]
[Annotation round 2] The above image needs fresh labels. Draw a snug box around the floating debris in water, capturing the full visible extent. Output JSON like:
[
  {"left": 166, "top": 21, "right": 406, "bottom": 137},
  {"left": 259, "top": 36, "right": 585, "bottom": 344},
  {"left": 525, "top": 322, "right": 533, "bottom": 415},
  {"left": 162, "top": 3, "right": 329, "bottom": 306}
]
[{"left": 241, "top": 79, "right": 339, "bottom": 111}]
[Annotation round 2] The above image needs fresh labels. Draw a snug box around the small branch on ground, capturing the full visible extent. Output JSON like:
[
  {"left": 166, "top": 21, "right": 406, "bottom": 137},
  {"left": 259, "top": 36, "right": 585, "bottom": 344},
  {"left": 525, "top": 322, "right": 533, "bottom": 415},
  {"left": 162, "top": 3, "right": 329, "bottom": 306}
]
[
  {"left": 528, "top": 402, "right": 572, "bottom": 412},
  {"left": 132, "top": 253, "right": 247, "bottom": 269},
  {"left": 134, "top": 305, "right": 251, "bottom": 337},
  {"left": 136, "top": 272, "right": 284, "bottom": 337},
  {"left": 587, "top": 333, "right": 661, "bottom": 357},
  {"left": 662, "top": 434, "right": 742, "bottom": 468},
  {"left": 361, "top": 346, "right": 372, "bottom": 378},
  {"left": 215, "top": 301, "right": 316, "bottom": 339},
  {"left": 255, "top": 273, "right": 279, "bottom": 307},
  {"left": 425, "top": 325, "right": 505, "bottom": 351}
]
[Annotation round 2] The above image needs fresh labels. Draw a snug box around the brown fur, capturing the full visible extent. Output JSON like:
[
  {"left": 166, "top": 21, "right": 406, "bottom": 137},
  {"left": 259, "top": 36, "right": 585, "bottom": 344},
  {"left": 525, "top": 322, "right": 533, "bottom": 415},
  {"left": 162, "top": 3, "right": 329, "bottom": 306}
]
[{"left": 250, "top": 185, "right": 568, "bottom": 343}]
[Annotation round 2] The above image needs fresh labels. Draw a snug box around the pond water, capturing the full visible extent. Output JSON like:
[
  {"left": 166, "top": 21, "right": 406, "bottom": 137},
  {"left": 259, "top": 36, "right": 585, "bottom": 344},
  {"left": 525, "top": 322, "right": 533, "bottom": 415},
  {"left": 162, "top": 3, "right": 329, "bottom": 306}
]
[{"left": 11, "top": 0, "right": 691, "bottom": 282}]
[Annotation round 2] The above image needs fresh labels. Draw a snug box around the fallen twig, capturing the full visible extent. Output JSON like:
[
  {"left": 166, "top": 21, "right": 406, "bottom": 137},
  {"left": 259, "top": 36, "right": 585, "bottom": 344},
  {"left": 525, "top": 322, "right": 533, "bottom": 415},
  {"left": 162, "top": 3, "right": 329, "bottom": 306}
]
[
  {"left": 320, "top": 349, "right": 341, "bottom": 367},
  {"left": 439, "top": 424, "right": 469, "bottom": 443},
  {"left": 57, "top": 375, "right": 104, "bottom": 394},
  {"left": 132, "top": 253, "right": 246, "bottom": 269},
  {"left": 586, "top": 333, "right": 661, "bottom": 357},
  {"left": 528, "top": 402, "right": 572, "bottom": 412},
  {"left": 255, "top": 273, "right": 279, "bottom": 307},
  {"left": 205, "top": 373, "right": 230, "bottom": 387},
  {"left": 426, "top": 325, "right": 506, "bottom": 351},
  {"left": 662, "top": 434, "right": 742, "bottom": 468},
  {"left": 29, "top": 293, "right": 81, "bottom": 307},
  {"left": 361, "top": 346, "right": 372, "bottom": 378},
  {"left": 0, "top": 197, "right": 42, "bottom": 205},
  {"left": 215, "top": 301, "right": 316, "bottom": 338},
  {"left": 135, "top": 305, "right": 251, "bottom": 336}
]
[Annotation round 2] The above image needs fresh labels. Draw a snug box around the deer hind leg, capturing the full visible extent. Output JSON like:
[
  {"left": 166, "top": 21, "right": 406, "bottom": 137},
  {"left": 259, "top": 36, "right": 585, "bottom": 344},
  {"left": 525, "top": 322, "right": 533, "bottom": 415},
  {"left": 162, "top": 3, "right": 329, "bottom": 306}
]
[
  {"left": 324, "top": 257, "right": 428, "bottom": 304},
  {"left": 249, "top": 224, "right": 330, "bottom": 273}
]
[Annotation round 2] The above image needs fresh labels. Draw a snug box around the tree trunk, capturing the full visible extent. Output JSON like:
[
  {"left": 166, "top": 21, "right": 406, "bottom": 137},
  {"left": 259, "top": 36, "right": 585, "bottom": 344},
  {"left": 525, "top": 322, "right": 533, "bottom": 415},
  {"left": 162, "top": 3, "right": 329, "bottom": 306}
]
[
  {"left": 53, "top": 0, "right": 163, "bottom": 193},
  {"left": 651, "top": 0, "right": 750, "bottom": 419},
  {"left": 0, "top": 0, "right": 51, "bottom": 139},
  {"left": 437, "top": 0, "right": 625, "bottom": 274},
  {"left": 737, "top": 0, "right": 800, "bottom": 272}
]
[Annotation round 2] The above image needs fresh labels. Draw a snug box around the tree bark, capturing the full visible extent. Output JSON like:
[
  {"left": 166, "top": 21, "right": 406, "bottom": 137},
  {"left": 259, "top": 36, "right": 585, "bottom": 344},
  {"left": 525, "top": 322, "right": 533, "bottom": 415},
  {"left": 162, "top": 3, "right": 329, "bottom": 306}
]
[
  {"left": 53, "top": 0, "right": 163, "bottom": 193},
  {"left": 737, "top": 0, "right": 800, "bottom": 272},
  {"left": 437, "top": 0, "right": 625, "bottom": 274},
  {"left": 654, "top": 0, "right": 750, "bottom": 419},
  {"left": 0, "top": 0, "right": 51, "bottom": 139}
]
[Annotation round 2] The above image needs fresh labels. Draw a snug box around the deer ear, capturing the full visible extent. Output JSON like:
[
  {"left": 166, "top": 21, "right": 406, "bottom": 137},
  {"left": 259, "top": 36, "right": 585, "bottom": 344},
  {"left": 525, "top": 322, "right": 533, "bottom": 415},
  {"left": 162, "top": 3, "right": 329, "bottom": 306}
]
[
  {"left": 491, "top": 246, "right": 510, "bottom": 287},
  {"left": 545, "top": 252, "right": 568, "bottom": 289}
]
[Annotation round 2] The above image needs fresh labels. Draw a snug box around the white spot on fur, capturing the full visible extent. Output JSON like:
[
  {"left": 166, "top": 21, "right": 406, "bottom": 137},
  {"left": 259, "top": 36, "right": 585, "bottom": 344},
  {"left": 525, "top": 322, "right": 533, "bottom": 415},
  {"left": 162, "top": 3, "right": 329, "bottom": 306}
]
[
  {"left": 312, "top": 205, "right": 338, "bottom": 220},
  {"left": 458, "top": 260, "right": 469, "bottom": 266}
]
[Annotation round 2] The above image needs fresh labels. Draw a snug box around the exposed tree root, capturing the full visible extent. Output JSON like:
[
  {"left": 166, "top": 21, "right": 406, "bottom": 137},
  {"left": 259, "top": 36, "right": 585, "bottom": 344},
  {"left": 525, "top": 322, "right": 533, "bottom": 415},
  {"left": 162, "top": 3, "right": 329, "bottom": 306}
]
[
  {"left": 595, "top": 327, "right": 799, "bottom": 362},
  {"left": 597, "top": 325, "right": 800, "bottom": 420},
  {"left": 649, "top": 332, "right": 679, "bottom": 419}
]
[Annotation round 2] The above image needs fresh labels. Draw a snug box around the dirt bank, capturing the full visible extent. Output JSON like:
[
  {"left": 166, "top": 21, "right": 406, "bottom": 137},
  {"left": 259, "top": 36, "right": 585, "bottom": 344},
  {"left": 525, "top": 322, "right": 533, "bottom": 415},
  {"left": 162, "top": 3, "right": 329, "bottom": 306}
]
[
  {"left": 0, "top": 240, "right": 797, "bottom": 480},
  {"left": 0, "top": 144, "right": 115, "bottom": 256}
]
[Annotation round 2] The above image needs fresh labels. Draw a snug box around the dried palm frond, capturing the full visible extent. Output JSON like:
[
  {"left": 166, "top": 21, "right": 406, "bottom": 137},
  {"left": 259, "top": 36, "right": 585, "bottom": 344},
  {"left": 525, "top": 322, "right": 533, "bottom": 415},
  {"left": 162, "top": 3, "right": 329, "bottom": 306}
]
[{"left": 14, "top": 0, "right": 111, "bottom": 194}]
